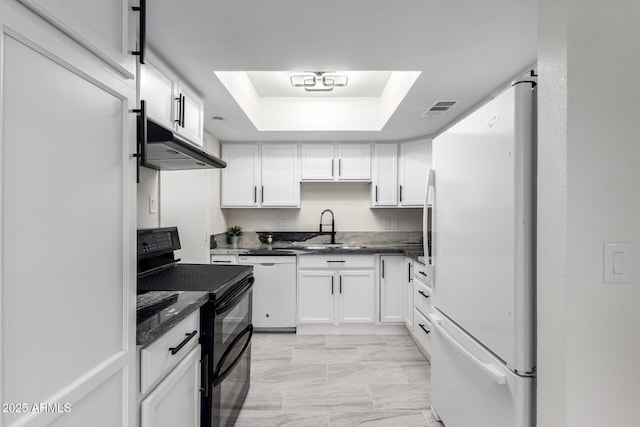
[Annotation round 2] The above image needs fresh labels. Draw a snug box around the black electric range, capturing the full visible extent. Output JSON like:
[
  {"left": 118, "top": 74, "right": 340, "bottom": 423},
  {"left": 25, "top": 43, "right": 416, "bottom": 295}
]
[{"left": 137, "top": 227, "right": 254, "bottom": 427}]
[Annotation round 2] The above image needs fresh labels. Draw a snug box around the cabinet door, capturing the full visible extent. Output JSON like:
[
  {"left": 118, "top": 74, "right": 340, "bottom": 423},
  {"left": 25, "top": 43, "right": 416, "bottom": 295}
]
[
  {"left": 1, "top": 3, "right": 136, "bottom": 425},
  {"left": 380, "top": 256, "right": 406, "bottom": 323},
  {"left": 399, "top": 139, "right": 432, "bottom": 206},
  {"left": 140, "top": 52, "right": 178, "bottom": 130},
  {"left": 337, "top": 143, "right": 371, "bottom": 181},
  {"left": 339, "top": 270, "right": 375, "bottom": 323},
  {"left": 261, "top": 144, "right": 300, "bottom": 207},
  {"left": 221, "top": 143, "right": 260, "bottom": 207},
  {"left": 18, "top": 0, "right": 136, "bottom": 79},
  {"left": 177, "top": 81, "right": 204, "bottom": 146},
  {"left": 298, "top": 271, "right": 335, "bottom": 324},
  {"left": 300, "top": 143, "right": 335, "bottom": 180},
  {"left": 405, "top": 258, "right": 415, "bottom": 332},
  {"left": 372, "top": 143, "right": 398, "bottom": 206},
  {"left": 141, "top": 346, "right": 201, "bottom": 427}
]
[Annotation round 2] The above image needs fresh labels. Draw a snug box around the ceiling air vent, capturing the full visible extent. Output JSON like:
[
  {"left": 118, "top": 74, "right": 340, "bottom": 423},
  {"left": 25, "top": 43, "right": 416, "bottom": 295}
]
[{"left": 421, "top": 100, "right": 458, "bottom": 118}]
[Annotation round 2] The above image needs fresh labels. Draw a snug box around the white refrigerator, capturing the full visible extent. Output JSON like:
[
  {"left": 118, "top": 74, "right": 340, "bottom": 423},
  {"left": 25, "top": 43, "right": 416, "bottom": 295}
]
[{"left": 424, "top": 82, "right": 536, "bottom": 427}]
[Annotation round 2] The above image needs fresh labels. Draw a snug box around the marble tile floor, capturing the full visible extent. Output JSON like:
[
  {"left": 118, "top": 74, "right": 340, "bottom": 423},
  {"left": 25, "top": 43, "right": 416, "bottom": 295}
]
[{"left": 236, "top": 333, "right": 446, "bottom": 427}]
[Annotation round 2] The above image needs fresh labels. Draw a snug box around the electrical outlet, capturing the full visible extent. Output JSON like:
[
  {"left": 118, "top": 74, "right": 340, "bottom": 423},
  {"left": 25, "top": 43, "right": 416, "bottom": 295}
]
[
  {"left": 391, "top": 218, "right": 399, "bottom": 230},
  {"left": 383, "top": 219, "right": 391, "bottom": 230},
  {"left": 148, "top": 194, "right": 158, "bottom": 214},
  {"left": 276, "top": 220, "right": 287, "bottom": 230}
]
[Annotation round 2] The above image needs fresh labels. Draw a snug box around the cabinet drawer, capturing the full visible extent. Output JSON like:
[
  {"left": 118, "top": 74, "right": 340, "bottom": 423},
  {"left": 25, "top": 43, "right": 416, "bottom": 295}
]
[
  {"left": 210, "top": 254, "right": 238, "bottom": 264},
  {"left": 140, "top": 311, "right": 200, "bottom": 394},
  {"left": 414, "top": 261, "right": 431, "bottom": 286},
  {"left": 298, "top": 254, "right": 374, "bottom": 269},
  {"left": 413, "top": 308, "right": 432, "bottom": 357},
  {"left": 414, "top": 280, "right": 432, "bottom": 318}
]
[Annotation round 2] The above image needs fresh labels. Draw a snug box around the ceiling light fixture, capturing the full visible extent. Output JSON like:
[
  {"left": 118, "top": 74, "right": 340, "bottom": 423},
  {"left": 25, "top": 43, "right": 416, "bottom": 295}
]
[{"left": 289, "top": 71, "right": 348, "bottom": 92}]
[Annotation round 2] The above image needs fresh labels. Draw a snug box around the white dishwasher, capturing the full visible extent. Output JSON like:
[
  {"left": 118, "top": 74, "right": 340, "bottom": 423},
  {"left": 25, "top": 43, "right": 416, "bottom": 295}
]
[{"left": 238, "top": 255, "right": 297, "bottom": 331}]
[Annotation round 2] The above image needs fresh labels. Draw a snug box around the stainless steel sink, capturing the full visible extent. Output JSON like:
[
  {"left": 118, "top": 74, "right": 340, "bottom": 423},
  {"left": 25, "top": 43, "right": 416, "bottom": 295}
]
[{"left": 304, "top": 245, "right": 365, "bottom": 250}]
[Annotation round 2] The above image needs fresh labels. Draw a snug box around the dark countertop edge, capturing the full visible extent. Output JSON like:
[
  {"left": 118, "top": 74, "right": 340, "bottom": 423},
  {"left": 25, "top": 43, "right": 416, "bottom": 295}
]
[
  {"left": 136, "top": 291, "right": 209, "bottom": 347},
  {"left": 214, "top": 245, "right": 424, "bottom": 258}
]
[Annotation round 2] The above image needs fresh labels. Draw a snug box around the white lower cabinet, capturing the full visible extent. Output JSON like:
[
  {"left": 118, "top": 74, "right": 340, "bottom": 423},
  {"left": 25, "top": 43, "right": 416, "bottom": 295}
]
[
  {"left": 413, "top": 308, "right": 432, "bottom": 355},
  {"left": 405, "top": 258, "right": 415, "bottom": 332},
  {"left": 139, "top": 311, "right": 202, "bottom": 427},
  {"left": 380, "top": 256, "right": 406, "bottom": 323},
  {"left": 298, "top": 271, "right": 335, "bottom": 324},
  {"left": 298, "top": 255, "right": 375, "bottom": 325},
  {"left": 210, "top": 254, "right": 239, "bottom": 265},
  {"left": 411, "top": 259, "right": 432, "bottom": 357},
  {"left": 338, "top": 270, "right": 375, "bottom": 323},
  {"left": 140, "top": 346, "right": 201, "bottom": 427}
]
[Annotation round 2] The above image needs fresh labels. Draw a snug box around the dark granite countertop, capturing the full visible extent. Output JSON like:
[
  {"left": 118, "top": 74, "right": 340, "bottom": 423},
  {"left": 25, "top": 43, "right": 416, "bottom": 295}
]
[
  {"left": 214, "top": 244, "right": 424, "bottom": 258},
  {"left": 136, "top": 291, "right": 209, "bottom": 347}
]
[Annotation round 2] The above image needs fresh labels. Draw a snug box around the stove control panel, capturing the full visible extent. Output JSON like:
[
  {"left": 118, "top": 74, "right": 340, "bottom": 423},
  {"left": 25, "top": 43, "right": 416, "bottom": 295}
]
[{"left": 137, "top": 227, "right": 181, "bottom": 256}]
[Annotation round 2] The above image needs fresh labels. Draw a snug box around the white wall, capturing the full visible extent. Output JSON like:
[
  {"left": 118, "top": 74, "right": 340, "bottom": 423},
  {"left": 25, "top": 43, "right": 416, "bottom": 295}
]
[
  {"left": 538, "top": 1, "right": 640, "bottom": 425},
  {"left": 222, "top": 182, "right": 423, "bottom": 232},
  {"left": 137, "top": 166, "right": 159, "bottom": 228},
  {"left": 206, "top": 134, "right": 227, "bottom": 234}
]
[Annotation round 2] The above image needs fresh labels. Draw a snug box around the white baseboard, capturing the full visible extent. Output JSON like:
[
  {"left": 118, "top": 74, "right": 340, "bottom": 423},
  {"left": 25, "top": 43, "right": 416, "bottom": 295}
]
[{"left": 296, "top": 324, "right": 408, "bottom": 335}]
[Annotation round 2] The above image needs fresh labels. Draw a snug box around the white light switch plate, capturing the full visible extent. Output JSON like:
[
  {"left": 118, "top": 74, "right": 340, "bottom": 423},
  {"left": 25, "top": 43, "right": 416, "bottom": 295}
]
[
  {"left": 604, "top": 242, "right": 632, "bottom": 283},
  {"left": 148, "top": 194, "right": 158, "bottom": 214}
]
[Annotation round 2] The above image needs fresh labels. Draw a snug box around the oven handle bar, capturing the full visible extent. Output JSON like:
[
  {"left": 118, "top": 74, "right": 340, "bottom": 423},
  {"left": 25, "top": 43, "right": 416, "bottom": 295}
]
[
  {"left": 215, "top": 276, "right": 254, "bottom": 316},
  {"left": 213, "top": 324, "right": 253, "bottom": 387}
]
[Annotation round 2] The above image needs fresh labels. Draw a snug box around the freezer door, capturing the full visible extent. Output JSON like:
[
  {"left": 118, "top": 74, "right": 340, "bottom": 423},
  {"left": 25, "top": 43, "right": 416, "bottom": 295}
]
[
  {"left": 429, "top": 311, "right": 534, "bottom": 427},
  {"left": 431, "top": 83, "right": 535, "bottom": 372}
]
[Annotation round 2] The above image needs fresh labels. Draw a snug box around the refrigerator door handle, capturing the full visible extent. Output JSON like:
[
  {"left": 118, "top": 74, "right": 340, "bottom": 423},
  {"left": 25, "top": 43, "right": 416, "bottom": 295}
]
[
  {"left": 424, "top": 168, "right": 435, "bottom": 263},
  {"left": 428, "top": 313, "right": 507, "bottom": 385}
]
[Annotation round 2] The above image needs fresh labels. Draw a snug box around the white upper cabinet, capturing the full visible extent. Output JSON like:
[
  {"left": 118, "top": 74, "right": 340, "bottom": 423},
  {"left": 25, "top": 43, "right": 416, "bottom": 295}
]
[
  {"left": 371, "top": 139, "right": 432, "bottom": 208},
  {"left": 139, "top": 50, "right": 205, "bottom": 146},
  {"left": 337, "top": 144, "right": 371, "bottom": 180},
  {"left": 221, "top": 143, "right": 300, "bottom": 208},
  {"left": 140, "top": 52, "right": 178, "bottom": 130},
  {"left": 399, "top": 139, "right": 432, "bottom": 207},
  {"left": 261, "top": 144, "right": 300, "bottom": 207},
  {"left": 300, "top": 144, "right": 335, "bottom": 180},
  {"left": 221, "top": 143, "right": 260, "bottom": 207},
  {"left": 18, "top": 0, "right": 137, "bottom": 79},
  {"left": 301, "top": 143, "right": 371, "bottom": 181},
  {"left": 372, "top": 143, "right": 399, "bottom": 206},
  {"left": 177, "top": 80, "right": 205, "bottom": 146}
]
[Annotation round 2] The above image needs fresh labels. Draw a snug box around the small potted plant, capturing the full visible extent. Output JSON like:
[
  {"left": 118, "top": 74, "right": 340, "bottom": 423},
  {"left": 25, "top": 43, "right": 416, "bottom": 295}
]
[{"left": 226, "top": 225, "right": 243, "bottom": 248}]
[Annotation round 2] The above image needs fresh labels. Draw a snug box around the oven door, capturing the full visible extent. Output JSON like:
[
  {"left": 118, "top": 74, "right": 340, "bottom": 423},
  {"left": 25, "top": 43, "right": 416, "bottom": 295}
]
[{"left": 211, "top": 276, "right": 253, "bottom": 427}]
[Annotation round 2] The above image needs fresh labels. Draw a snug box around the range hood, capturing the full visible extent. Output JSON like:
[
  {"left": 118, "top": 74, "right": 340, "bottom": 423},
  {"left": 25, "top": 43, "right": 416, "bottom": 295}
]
[{"left": 137, "top": 108, "right": 226, "bottom": 171}]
